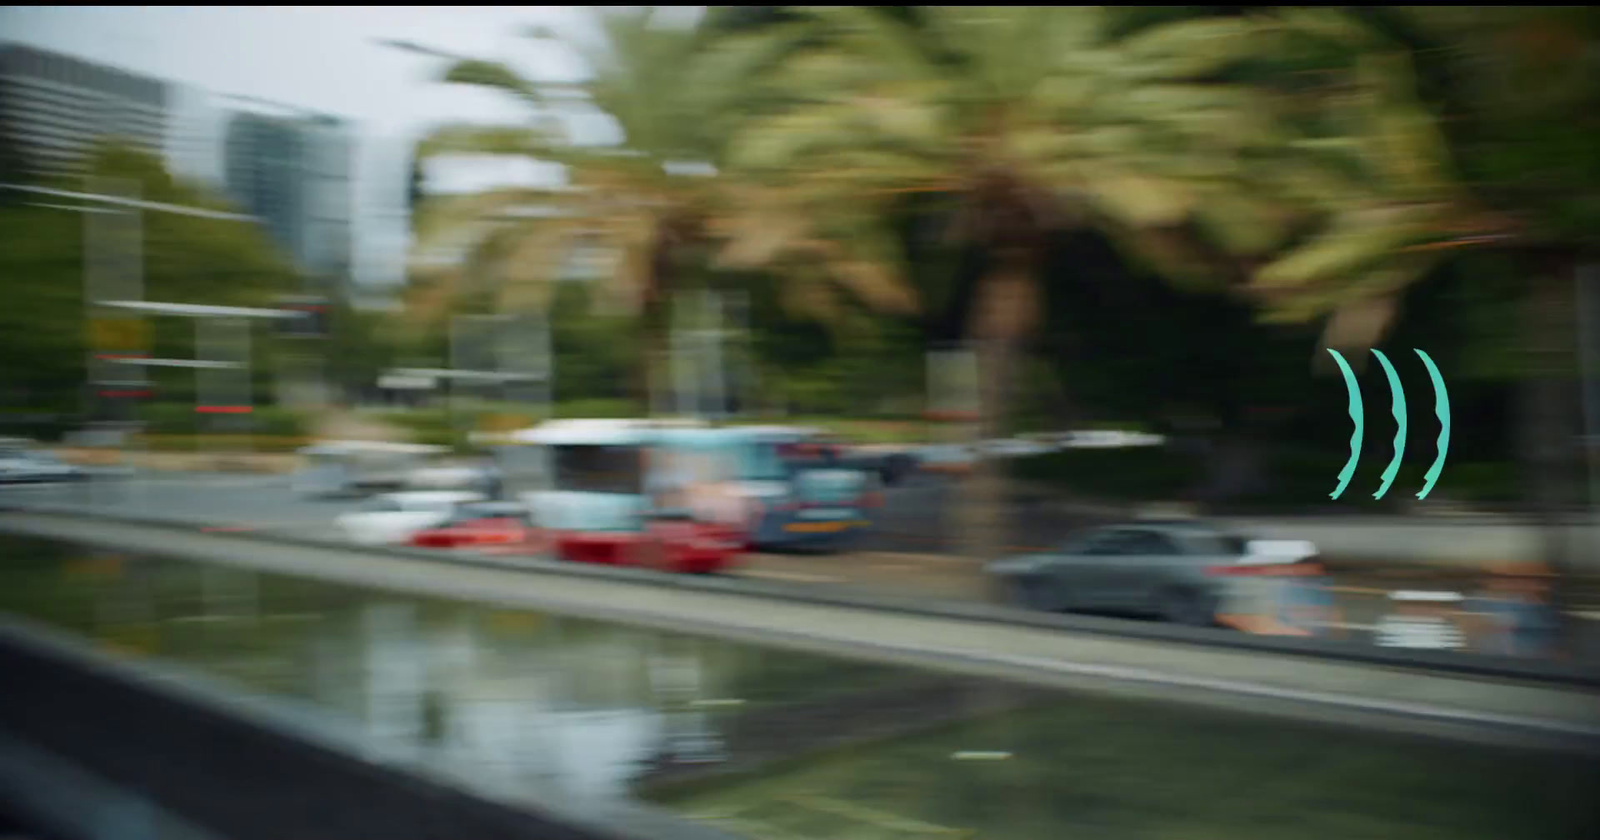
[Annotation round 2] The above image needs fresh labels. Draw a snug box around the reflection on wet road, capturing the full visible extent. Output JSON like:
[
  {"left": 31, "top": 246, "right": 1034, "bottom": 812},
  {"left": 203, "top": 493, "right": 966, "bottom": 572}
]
[{"left": 1, "top": 535, "right": 1595, "bottom": 840}]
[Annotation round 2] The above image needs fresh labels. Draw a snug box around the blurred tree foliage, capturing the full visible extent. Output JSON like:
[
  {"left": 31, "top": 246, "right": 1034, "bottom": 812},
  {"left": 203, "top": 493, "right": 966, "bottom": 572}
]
[
  {"left": 0, "top": 140, "right": 299, "bottom": 417},
  {"left": 392, "top": 6, "right": 1563, "bottom": 515},
  {"left": 547, "top": 281, "right": 638, "bottom": 403},
  {"left": 407, "top": 7, "right": 934, "bottom": 410}
]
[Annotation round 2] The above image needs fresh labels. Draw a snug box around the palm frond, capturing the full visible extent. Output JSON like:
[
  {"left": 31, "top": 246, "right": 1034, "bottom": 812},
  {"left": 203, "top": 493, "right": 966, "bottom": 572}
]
[
  {"left": 1251, "top": 205, "right": 1441, "bottom": 291},
  {"left": 411, "top": 188, "right": 573, "bottom": 259},
  {"left": 441, "top": 59, "right": 550, "bottom": 109},
  {"left": 491, "top": 219, "right": 585, "bottom": 314},
  {"left": 1114, "top": 15, "right": 1274, "bottom": 81},
  {"left": 1083, "top": 169, "right": 1196, "bottom": 228}
]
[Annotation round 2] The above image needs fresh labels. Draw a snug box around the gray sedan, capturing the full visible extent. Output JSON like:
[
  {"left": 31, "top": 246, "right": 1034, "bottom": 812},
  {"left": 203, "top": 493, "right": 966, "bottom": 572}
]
[{"left": 986, "top": 521, "right": 1317, "bottom": 627}]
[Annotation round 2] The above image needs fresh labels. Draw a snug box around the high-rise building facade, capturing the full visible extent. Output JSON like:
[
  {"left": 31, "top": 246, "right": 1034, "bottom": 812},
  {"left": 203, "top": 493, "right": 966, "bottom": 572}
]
[
  {"left": 222, "top": 108, "right": 353, "bottom": 295},
  {"left": 0, "top": 42, "right": 168, "bottom": 176},
  {"left": 163, "top": 83, "right": 228, "bottom": 189}
]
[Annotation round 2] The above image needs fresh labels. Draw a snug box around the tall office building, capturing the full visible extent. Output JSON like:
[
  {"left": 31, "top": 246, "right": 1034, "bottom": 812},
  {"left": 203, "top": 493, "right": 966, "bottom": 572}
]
[
  {"left": 222, "top": 108, "right": 353, "bottom": 295},
  {"left": 0, "top": 42, "right": 168, "bottom": 176},
  {"left": 163, "top": 83, "right": 228, "bottom": 189}
]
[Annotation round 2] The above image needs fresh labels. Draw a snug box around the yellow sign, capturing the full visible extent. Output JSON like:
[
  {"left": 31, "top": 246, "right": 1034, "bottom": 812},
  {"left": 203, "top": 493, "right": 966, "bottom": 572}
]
[{"left": 88, "top": 317, "right": 149, "bottom": 351}]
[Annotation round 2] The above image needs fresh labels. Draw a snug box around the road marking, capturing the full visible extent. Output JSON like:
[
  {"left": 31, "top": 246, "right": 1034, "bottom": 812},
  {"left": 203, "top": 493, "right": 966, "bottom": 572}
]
[
  {"left": 738, "top": 569, "right": 841, "bottom": 584},
  {"left": 689, "top": 698, "right": 746, "bottom": 708},
  {"left": 204, "top": 519, "right": 345, "bottom": 535},
  {"left": 1320, "top": 621, "right": 1380, "bottom": 632}
]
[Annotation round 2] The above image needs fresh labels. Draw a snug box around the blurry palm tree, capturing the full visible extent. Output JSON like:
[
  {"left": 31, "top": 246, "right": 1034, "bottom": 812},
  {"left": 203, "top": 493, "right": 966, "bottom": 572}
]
[
  {"left": 1128, "top": 6, "right": 1596, "bottom": 646},
  {"left": 1096, "top": 9, "right": 1515, "bottom": 359},
  {"left": 1343, "top": 6, "right": 1596, "bottom": 643},
  {"left": 404, "top": 8, "right": 848, "bottom": 405},
  {"left": 713, "top": 6, "right": 1339, "bottom": 583}
]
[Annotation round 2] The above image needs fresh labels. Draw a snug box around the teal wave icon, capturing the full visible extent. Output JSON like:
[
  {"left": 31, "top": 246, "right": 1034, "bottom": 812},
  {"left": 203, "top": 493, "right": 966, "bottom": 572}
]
[
  {"left": 1369, "top": 350, "right": 1406, "bottom": 500},
  {"left": 1326, "top": 348, "right": 1450, "bottom": 500},
  {"left": 1414, "top": 350, "right": 1450, "bottom": 501},
  {"left": 1326, "top": 349, "right": 1363, "bottom": 500}
]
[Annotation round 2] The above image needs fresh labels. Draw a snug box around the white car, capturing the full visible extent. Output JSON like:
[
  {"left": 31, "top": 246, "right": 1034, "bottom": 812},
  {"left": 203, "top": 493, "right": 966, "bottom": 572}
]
[
  {"left": 0, "top": 450, "right": 86, "bottom": 484},
  {"left": 335, "top": 490, "right": 486, "bottom": 546}
]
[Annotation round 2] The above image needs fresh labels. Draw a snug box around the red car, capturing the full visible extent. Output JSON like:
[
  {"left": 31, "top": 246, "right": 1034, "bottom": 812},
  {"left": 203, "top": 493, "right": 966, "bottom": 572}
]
[{"left": 409, "top": 507, "right": 746, "bottom": 574}]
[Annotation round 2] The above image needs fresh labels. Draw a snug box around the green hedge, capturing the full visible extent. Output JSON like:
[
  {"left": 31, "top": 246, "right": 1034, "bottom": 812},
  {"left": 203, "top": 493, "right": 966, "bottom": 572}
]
[
  {"left": 138, "top": 434, "right": 310, "bottom": 454},
  {"left": 554, "top": 398, "right": 645, "bottom": 419},
  {"left": 373, "top": 407, "right": 470, "bottom": 453},
  {"left": 1007, "top": 444, "right": 1521, "bottom": 511},
  {"left": 138, "top": 403, "right": 309, "bottom": 438}
]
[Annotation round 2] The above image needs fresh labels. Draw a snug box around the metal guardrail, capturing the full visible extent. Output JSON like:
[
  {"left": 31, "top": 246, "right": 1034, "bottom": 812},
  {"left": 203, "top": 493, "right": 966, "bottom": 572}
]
[
  {"left": 4, "top": 502, "right": 1598, "bottom": 690},
  {"left": 0, "top": 616, "right": 739, "bottom": 840}
]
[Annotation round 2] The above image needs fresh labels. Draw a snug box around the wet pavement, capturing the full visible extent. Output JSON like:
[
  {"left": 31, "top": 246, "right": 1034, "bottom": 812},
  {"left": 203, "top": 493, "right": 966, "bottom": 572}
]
[{"left": 1, "top": 534, "right": 1596, "bottom": 840}]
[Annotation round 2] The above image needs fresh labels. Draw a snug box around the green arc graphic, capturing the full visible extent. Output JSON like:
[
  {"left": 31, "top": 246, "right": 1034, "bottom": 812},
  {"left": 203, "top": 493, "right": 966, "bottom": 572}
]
[
  {"left": 1326, "top": 349, "right": 1363, "bottom": 500},
  {"left": 1414, "top": 349, "right": 1450, "bottom": 500},
  {"left": 1369, "top": 349, "right": 1406, "bottom": 500}
]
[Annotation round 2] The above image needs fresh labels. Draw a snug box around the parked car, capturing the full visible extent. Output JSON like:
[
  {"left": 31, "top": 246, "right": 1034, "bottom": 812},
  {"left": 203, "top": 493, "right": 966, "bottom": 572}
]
[
  {"left": 413, "top": 506, "right": 746, "bottom": 574},
  {"left": 408, "top": 501, "right": 533, "bottom": 551},
  {"left": 335, "top": 490, "right": 486, "bottom": 546},
  {"left": 985, "top": 520, "right": 1327, "bottom": 630}
]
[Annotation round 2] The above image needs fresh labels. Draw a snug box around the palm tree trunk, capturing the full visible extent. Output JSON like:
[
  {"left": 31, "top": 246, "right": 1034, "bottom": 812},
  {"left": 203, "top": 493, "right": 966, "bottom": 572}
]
[
  {"left": 959, "top": 338, "right": 1014, "bottom": 603},
  {"left": 958, "top": 248, "right": 1039, "bottom": 603}
]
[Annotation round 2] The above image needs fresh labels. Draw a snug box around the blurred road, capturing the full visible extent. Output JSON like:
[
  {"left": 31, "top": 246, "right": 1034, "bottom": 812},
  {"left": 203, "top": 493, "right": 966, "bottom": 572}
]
[
  {"left": 871, "top": 475, "right": 1600, "bottom": 575},
  {"left": 3, "top": 471, "right": 1077, "bottom": 552},
  {"left": 6, "top": 471, "right": 1597, "bottom": 661}
]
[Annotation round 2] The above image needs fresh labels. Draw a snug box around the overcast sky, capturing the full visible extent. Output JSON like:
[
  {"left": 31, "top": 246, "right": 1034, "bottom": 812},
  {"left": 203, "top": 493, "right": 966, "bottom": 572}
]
[{"left": 1, "top": 6, "right": 698, "bottom": 288}]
